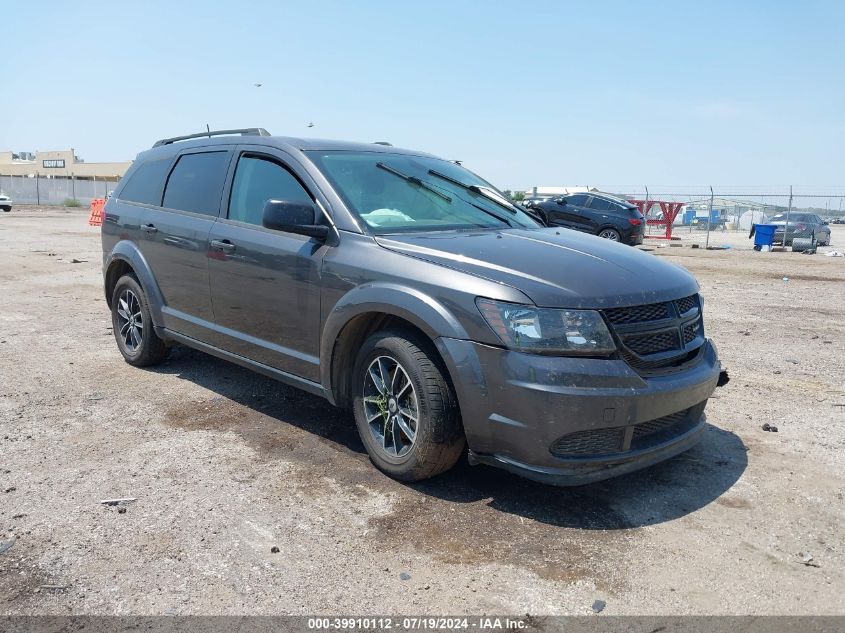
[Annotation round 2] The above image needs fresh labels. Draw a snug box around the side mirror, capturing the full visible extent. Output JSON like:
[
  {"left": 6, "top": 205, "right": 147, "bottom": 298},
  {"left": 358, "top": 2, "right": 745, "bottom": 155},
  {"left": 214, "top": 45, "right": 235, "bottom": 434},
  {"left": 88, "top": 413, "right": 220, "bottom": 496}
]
[
  {"left": 262, "top": 199, "right": 329, "bottom": 240},
  {"left": 556, "top": 198, "right": 566, "bottom": 206},
  {"left": 823, "top": 220, "right": 830, "bottom": 225}
]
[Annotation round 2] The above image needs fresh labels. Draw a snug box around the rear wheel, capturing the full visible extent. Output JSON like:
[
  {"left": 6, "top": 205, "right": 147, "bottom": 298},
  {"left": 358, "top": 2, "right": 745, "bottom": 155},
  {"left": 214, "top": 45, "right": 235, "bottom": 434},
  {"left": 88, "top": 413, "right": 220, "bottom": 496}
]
[
  {"left": 598, "top": 227, "right": 621, "bottom": 241},
  {"left": 352, "top": 330, "right": 465, "bottom": 481},
  {"left": 111, "top": 274, "right": 170, "bottom": 367}
]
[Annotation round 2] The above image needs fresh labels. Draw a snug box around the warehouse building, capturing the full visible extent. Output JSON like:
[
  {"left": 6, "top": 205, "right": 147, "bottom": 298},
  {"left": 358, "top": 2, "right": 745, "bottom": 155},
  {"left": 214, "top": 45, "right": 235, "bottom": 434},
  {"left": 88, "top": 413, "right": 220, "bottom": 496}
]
[{"left": 0, "top": 149, "right": 131, "bottom": 180}]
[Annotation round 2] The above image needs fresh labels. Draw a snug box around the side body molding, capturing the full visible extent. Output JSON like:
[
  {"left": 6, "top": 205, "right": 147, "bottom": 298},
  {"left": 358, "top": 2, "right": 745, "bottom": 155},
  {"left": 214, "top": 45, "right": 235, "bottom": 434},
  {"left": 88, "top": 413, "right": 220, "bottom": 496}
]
[{"left": 104, "top": 240, "right": 167, "bottom": 328}]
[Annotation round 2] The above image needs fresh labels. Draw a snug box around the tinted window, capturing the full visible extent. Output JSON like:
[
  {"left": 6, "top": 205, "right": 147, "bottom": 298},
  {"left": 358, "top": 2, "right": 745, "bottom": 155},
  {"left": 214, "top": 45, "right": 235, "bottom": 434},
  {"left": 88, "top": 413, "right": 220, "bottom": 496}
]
[
  {"left": 162, "top": 151, "right": 230, "bottom": 215},
  {"left": 589, "top": 197, "right": 613, "bottom": 211},
  {"left": 567, "top": 194, "right": 589, "bottom": 206},
  {"left": 228, "top": 156, "right": 312, "bottom": 225},
  {"left": 118, "top": 158, "right": 171, "bottom": 205}
]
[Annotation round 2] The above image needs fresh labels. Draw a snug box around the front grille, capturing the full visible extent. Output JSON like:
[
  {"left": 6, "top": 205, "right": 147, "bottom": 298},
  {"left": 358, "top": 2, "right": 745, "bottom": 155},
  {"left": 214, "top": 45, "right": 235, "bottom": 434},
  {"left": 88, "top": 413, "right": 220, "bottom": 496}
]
[
  {"left": 550, "top": 406, "right": 700, "bottom": 458},
  {"left": 675, "top": 294, "right": 698, "bottom": 315},
  {"left": 604, "top": 302, "right": 669, "bottom": 325},
  {"left": 602, "top": 294, "right": 704, "bottom": 375},
  {"left": 683, "top": 321, "right": 701, "bottom": 344},
  {"left": 625, "top": 329, "right": 680, "bottom": 355}
]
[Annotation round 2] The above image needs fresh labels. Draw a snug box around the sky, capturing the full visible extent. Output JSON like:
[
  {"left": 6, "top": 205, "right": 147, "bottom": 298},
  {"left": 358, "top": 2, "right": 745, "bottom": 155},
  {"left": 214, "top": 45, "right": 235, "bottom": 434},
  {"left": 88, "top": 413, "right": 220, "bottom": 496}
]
[{"left": 2, "top": 0, "right": 844, "bottom": 194}]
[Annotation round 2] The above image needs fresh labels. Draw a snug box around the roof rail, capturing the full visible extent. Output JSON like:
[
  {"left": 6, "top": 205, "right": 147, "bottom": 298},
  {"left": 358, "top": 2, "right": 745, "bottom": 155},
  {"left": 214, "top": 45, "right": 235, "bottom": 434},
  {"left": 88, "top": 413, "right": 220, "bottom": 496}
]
[
  {"left": 152, "top": 128, "right": 271, "bottom": 148},
  {"left": 373, "top": 141, "right": 392, "bottom": 146}
]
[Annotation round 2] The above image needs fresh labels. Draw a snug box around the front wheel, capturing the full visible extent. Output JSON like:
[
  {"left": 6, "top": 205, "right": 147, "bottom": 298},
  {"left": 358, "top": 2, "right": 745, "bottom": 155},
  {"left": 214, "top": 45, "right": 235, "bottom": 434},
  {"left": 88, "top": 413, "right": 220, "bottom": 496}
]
[
  {"left": 352, "top": 330, "right": 465, "bottom": 481},
  {"left": 598, "top": 227, "right": 621, "bottom": 241}
]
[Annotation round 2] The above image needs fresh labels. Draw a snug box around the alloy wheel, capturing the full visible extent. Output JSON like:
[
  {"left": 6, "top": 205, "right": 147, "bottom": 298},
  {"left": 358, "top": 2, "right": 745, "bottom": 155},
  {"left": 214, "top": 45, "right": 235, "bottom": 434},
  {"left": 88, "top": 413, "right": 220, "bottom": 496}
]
[
  {"left": 363, "top": 355, "right": 419, "bottom": 458},
  {"left": 599, "top": 229, "right": 621, "bottom": 241},
  {"left": 116, "top": 289, "right": 143, "bottom": 353}
]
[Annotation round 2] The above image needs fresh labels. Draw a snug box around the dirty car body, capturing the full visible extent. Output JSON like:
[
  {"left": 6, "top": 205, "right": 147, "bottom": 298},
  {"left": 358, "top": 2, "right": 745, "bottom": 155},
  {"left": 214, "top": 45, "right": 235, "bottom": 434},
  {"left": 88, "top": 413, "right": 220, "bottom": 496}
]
[{"left": 101, "top": 130, "right": 722, "bottom": 486}]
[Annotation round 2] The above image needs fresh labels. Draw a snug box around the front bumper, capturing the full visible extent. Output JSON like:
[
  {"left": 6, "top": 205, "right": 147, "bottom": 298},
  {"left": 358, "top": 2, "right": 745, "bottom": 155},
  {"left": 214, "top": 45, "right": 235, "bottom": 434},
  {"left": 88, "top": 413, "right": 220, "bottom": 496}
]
[{"left": 435, "top": 337, "right": 721, "bottom": 486}]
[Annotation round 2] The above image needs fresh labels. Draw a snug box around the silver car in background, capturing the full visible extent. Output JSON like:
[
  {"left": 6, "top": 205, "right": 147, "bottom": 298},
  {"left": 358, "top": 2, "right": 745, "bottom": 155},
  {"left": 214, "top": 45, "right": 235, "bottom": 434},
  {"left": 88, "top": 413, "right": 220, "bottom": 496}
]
[{"left": 771, "top": 212, "right": 831, "bottom": 246}]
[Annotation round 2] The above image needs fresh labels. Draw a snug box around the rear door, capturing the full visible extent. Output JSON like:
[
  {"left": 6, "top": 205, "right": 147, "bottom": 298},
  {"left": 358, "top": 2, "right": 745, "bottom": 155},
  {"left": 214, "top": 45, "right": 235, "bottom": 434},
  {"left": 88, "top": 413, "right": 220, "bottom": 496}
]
[
  {"left": 207, "top": 147, "right": 328, "bottom": 381},
  {"left": 142, "top": 149, "right": 232, "bottom": 340},
  {"left": 581, "top": 195, "right": 615, "bottom": 233}
]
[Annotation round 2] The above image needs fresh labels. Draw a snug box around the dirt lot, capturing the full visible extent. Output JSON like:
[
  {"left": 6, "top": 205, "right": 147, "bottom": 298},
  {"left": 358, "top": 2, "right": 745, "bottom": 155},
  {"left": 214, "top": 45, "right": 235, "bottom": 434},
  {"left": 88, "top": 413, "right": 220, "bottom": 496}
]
[{"left": 1, "top": 207, "right": 843, "bottom": 616}]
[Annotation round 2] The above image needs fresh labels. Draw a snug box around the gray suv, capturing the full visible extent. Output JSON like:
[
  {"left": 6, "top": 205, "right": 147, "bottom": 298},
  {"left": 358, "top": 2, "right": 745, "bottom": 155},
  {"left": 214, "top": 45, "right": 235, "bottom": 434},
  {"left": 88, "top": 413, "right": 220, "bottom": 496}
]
[{"left": 102, "top": 128, "right": 724, "bottom": 485}]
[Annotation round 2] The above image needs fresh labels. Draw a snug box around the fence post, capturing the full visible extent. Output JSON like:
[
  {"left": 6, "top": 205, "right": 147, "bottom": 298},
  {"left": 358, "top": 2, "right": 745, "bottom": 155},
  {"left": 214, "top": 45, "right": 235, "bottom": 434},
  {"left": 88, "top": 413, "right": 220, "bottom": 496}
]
[
  {"left": 72, "top": 174, "right": 76, "bottom": 200},
  {"left": 783, "top": 186, "right": 793, "bottom": 248},
  {"left": 705, "top": 186, "right": 714, "bottom": 249},
  {"left": 36, "top": 173, "right": 40, "bottom": 205}
]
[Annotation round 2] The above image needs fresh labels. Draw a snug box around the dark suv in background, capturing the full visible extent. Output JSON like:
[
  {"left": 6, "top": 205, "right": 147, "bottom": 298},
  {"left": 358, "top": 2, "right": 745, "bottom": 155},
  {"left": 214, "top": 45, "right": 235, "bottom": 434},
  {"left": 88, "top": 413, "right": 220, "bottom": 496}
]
[
  {"left": 102, "top": 128, "right": 723, "bottom": 486},
  {"left": 531, "top": 192, "right": 645, "bottom": 245}
]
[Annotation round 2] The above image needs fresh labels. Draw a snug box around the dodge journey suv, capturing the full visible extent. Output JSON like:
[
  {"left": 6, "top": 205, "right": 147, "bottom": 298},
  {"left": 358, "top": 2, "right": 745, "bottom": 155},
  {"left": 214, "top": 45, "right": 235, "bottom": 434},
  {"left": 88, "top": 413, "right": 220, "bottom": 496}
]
[{"left": 102, "top": 128, "right": 724, "bottom": 485}]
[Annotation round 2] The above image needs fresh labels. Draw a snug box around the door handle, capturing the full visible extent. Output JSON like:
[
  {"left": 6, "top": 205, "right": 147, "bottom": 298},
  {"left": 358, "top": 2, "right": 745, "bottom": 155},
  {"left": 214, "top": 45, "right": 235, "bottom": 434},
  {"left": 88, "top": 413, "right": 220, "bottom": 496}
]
[
  {"left": 142, "top": 223, "right": 158, "bottom": 234},
  {"left": 210, "top": 239, "right": 236, "bottom": 253}
]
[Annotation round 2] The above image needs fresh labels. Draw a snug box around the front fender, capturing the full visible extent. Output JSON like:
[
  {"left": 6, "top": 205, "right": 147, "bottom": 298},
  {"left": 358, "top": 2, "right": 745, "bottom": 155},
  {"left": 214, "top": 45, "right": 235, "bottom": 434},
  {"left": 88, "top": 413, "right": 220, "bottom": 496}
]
[
  {"left": 105, "top": 240, "right": 166, "bottom": 328},
  {"left": 319, "top": 283, "right": 470, "bottom": 393}
]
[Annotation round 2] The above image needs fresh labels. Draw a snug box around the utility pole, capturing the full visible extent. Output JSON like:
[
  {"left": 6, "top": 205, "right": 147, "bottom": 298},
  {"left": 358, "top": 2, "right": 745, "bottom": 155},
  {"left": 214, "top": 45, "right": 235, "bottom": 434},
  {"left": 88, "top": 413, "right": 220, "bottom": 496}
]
[{"left": 705, "top": 186, "right": 714, "bottom": 249}]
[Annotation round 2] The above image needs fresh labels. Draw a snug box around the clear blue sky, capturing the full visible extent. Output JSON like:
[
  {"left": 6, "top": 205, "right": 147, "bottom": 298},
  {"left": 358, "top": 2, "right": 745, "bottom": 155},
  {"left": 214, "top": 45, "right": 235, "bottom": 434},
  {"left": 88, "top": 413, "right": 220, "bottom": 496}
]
[{"left": 3, "top": 0, "right": 843, "bottom": 192}]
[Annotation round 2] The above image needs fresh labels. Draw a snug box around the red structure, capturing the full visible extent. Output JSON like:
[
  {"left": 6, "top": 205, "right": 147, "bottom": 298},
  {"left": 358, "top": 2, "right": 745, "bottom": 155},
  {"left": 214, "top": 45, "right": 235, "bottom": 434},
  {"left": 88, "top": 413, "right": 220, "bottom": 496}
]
[{"left": 628, "top": 199, "right": 684, "bottom": 240}]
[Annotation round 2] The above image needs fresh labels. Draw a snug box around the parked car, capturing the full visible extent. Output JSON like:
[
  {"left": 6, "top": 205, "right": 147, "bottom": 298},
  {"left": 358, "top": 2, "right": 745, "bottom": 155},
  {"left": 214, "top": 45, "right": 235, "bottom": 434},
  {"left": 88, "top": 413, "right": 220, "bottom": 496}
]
[
  {"left": 533, "top": 192, "right": 645, "bottom": 245},
  {"left": 102, "top": 128, "right": 724, "bottom": 486},
  {"left": 770, "top": 212, "right": 831, "bottom": 246},
  {"left": 0, "top": 192, "right": 11, "bottom": 212}
]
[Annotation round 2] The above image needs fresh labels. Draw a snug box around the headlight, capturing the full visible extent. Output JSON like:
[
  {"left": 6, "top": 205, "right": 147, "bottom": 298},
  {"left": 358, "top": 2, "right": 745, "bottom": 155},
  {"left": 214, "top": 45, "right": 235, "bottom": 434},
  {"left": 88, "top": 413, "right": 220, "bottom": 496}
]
[{"left": 476, "top": 299, "right": 616, "bottom": 355}]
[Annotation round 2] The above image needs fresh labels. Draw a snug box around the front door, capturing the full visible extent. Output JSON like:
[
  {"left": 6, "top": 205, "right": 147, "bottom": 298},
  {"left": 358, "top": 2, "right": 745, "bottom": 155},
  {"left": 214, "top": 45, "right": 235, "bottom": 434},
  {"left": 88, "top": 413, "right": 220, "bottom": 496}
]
[
  {"left": 207, "top": 150, "right": 327, "bottom": 381},
  {"left": 545, "top": 194, "right": 588, "bottom": 231}
]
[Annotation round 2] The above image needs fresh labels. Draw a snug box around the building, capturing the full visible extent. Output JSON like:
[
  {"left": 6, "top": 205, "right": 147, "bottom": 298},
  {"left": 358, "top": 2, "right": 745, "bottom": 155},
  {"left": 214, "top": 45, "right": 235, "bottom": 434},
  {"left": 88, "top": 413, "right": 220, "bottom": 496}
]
[
  {"left": 524, "top": 186, "right": 598, "bottom": 199},
  {"left": 0, "top": 149, "right": 131, "bottom": 180}
]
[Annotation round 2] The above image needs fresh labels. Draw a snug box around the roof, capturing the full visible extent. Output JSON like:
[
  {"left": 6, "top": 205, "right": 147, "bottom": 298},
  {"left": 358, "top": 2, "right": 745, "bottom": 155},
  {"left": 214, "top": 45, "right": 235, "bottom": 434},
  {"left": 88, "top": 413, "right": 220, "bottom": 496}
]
[{"left": 137, "top": 132, "right": 439, "bottom": 162}]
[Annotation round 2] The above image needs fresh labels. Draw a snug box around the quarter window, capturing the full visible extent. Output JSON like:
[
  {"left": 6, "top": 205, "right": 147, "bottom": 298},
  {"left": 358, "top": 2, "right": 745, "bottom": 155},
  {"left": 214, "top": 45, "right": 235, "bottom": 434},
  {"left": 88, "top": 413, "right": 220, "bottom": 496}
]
[
  {"left": 118, "top": 158, "right": 171, "bottom": 205},
  {"left": 228, "top": 155, "right": 313, "bottom": 226},
  {"left": 162, "top": 151, "right": 231, "bottom": 215},
  {"left": 589, "top": 197, "right": 613, "bottom": 211}
]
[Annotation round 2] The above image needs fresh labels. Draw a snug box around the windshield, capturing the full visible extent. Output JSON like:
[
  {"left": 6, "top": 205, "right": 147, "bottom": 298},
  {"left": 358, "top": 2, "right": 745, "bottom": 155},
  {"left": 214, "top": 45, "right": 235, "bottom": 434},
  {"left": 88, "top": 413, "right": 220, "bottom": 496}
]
[{"left": 307, "top": 151, "right": 540, "bottom": 233}]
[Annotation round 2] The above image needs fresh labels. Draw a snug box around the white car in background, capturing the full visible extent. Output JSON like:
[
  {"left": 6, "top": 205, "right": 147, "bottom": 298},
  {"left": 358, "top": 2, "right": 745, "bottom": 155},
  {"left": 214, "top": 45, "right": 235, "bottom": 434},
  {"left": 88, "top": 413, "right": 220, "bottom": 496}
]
[{"left": 0, "top": 192, "right": 12, "bottom": 212}]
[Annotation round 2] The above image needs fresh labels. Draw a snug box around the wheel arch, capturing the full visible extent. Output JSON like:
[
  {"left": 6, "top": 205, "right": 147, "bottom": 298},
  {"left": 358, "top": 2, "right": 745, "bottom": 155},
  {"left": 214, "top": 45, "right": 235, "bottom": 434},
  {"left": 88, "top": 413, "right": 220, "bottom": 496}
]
[
  {"left": 321, "top": 284, "right": 468, "bottom": 408},
  {"left": 104, "top": 241, "right": 166, "bottom": 327}
]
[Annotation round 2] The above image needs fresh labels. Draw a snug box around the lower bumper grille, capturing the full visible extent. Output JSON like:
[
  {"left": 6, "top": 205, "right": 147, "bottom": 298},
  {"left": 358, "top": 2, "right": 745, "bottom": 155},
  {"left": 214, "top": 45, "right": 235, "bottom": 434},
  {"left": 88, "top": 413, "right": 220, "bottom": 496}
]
[{"left": 550, "top": 404, "right": 703, "bottom": 458}]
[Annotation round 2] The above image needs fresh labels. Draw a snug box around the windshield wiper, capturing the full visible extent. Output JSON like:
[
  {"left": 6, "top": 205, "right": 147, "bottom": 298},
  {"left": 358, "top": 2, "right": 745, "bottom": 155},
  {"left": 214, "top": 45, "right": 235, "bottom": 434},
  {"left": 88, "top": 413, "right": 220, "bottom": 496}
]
[
  {"left": 427, "top": 169, "right": 518, "bottom": 214},
  {"left": 467, "top": 201, "right": 513, "bottom": 227},
  {"left": 376, "top": 163, "right": 452, "bottom": 202}
]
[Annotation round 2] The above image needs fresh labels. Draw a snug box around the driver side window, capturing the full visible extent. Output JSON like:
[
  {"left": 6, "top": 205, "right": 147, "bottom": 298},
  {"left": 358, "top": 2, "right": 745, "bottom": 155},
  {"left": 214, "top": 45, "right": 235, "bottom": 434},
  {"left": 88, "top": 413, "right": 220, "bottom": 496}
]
[{"left": 228, "top": 155, "right": 313, "bottom": 226}]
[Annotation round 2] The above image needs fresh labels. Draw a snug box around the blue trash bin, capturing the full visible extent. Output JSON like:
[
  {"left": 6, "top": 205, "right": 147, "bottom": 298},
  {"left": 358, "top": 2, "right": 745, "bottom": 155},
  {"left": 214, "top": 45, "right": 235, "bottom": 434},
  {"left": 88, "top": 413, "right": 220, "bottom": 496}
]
[{"left": 753, "top": 224, "right": 777, "bottom": 248}]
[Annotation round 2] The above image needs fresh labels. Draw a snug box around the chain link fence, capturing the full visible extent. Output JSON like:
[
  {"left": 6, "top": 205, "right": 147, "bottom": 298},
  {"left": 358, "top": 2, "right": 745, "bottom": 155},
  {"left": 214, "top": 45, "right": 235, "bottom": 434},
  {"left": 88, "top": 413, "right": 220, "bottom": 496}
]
[
  {"left": 593, "top": 186, "right": 845, "bottom": 242},
  {"left": 0, "top": 174, "right": 119, "bottom": 206}
]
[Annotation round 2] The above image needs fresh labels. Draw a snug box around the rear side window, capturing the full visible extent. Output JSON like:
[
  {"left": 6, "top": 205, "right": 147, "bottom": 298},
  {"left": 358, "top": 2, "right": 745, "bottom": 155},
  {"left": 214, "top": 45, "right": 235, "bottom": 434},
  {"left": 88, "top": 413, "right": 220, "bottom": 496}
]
[
  {"left": 588, "top": 197, "right": 613, "bottom": 211},
  {"left": 162, "top": 151, "right": 230, "bottom": 215},
  {"left": 228, "top": 155, "right": 312, "bottom": 226},
  {"left": 118, "top": 158, "right": 171, "bottom": 205}
]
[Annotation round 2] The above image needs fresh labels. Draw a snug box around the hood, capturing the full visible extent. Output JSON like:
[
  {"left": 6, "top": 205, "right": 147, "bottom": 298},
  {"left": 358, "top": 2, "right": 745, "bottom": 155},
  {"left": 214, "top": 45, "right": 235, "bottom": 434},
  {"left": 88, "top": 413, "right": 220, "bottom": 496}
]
[{"left": 375, "top": 228, "right": 699, "bottom": 309}]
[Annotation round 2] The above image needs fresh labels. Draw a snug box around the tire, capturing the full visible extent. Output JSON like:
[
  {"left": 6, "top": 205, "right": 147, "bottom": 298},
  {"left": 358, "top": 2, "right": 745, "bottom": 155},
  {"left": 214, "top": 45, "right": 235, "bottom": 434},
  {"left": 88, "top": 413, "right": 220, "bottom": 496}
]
[
  {"left": 111, "top": 274, "right": 170, "bottom": 367},
  {"left": 352, "top": 329, "right": 465, "bottom": 481},
  {"left": 598, "top": 227, "right": 621, "bottom": 241},
  {"left": 1, "top": 206, "right": 10, "bottom": 212}
]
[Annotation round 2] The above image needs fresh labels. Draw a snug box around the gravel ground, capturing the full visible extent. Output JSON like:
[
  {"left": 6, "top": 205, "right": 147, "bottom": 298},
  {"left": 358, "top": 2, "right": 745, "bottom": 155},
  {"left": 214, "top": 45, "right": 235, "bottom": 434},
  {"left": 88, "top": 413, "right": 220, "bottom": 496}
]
[{"left": 1, "top": 207, "right": 843, "bottom": 615}]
